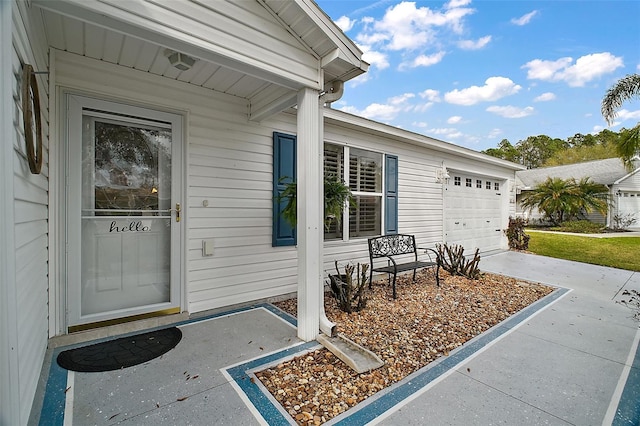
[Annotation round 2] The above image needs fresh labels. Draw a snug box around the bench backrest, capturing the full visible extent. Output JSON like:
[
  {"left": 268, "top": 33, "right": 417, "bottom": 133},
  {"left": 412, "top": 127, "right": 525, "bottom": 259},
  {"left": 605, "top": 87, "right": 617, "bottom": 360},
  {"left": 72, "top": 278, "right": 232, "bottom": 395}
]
[{"left": 368, "top": 234, "right": 417, "bottom": 259}]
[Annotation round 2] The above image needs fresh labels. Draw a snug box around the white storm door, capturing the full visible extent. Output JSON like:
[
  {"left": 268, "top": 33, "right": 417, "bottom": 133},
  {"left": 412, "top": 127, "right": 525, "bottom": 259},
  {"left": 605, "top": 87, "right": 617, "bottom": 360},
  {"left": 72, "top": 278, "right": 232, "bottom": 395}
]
[{"left": 67, "top": 95, "right": 183, "bottom": 327}]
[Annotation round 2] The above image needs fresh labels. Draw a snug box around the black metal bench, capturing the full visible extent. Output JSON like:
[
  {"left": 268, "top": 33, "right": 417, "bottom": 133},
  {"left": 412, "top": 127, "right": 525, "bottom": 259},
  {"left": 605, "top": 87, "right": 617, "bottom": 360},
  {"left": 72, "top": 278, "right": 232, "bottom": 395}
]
[{"left": 368, "top": 234, "right": 440, "bottom": 299}]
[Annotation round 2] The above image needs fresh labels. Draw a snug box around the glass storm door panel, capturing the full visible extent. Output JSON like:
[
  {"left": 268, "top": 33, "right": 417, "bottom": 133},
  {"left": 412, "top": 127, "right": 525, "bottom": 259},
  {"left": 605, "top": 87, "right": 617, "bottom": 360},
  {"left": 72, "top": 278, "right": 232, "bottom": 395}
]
[{"left": 67, "top": 96, "right": 182, "bottom": 326}]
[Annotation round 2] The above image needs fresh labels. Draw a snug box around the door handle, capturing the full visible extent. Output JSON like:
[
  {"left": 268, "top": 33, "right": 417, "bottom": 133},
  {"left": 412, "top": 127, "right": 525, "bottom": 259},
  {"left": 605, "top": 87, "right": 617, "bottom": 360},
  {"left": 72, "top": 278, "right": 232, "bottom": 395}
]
[{"left": 168, "top": 203, "right": 181, "bottom": 222}]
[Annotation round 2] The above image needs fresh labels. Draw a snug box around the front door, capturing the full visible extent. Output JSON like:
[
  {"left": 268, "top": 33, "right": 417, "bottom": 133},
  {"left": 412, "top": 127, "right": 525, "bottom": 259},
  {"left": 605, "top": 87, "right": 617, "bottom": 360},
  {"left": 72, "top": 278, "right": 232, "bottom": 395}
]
[{"left": 66, "top": 95, "right": 183, "bottom": 328}]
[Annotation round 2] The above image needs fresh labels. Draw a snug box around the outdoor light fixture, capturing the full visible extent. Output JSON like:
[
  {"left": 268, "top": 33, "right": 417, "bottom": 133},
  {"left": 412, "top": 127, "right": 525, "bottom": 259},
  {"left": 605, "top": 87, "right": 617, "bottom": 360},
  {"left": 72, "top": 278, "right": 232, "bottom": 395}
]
[
  {"left": 165, "top": 49, "right": 197, "bottom": 71},
  {"left": 435, "top": 165, "right": 450, "bottom": 184}
]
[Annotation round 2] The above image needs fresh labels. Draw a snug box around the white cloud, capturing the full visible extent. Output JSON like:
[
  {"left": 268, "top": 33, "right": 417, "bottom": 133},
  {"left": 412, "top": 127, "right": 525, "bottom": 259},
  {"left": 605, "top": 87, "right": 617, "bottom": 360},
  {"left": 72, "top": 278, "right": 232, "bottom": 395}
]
[
  {"left": 389, "top": 93, "right": 416, "bottom": 105},
  {"left": 414, "top": 102, "right": 435, "bottom": 112},
  {"left": 444, "top": 77, "right": 521, "bottom": 105},
  {"left": 339, "top": 92, "right": 419, "bottom": 121},
  {"left": 534, "top": 92, "right": 556, "bottom": 102},
  {"left": 429, "top": 127, "right": 463, "bottom": 139},
  {"left": 523, "top": 52, "right": 624, "bottom": 87},
  {"left": 359, "top": 103, "right": 402, "bottom": 121},
  {"left": 616, "top": 109, "right": 640, "bottom": 122},
  {"left": 486, "top": 105, "right": 535, "bottom": 118},
  {"left": 445, "top": 0, "right": 472, "bottom": 8},
  {"left": 511, "top": 10, "right": 538, "bottom": 26},
  {"left": 335, "top": 16, "right": 355, "bottom": 32},
  {"left": 488, "top": 128, "right": 503, "bottom": 138},
  {"left": 360, "top": 46, "right": 390, "bottom": 70},
  {"left": 523, "top": 58, "right": 572, "bottom": 81},
  {"left": 457, "top": 35, "right": 492, "bottom": 50},
  {"left": 592, "top": 125, "right": 605, "bottom": 133},
  {"left": 447, "top": 115, "right": 462, "bottom": 124},
  {"left": 412, "top": 121, "right": 429, "bottom": 128},
  {"left": 419, "top": 89, "right": 441, "bottom": 102},
  {"left": 339, "top": 105, "right": 361, "bottom": 116},
  {"left": 355, "top": 1, "right": 475, "bottom": 52},
  {"left": 402, "top": 51, "right": 446, "bottom": 69},
  {"left": 347, "top": 73, "right": 371, "bottom": 88}
]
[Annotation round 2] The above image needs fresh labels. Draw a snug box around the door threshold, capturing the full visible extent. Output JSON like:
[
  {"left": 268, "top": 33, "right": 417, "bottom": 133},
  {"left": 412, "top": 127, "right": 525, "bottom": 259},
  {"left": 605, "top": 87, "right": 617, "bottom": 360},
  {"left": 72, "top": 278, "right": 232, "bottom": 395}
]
[{"left": 50, "top": 308, "right": 186, "bottom": 349}]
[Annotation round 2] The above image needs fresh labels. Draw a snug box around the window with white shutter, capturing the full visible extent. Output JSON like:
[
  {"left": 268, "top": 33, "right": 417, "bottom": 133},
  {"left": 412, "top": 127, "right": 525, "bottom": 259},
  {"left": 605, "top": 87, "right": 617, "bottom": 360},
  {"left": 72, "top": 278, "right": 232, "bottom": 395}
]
[{"left": 323, "top": 144, "right": 388, "bottom": 240}]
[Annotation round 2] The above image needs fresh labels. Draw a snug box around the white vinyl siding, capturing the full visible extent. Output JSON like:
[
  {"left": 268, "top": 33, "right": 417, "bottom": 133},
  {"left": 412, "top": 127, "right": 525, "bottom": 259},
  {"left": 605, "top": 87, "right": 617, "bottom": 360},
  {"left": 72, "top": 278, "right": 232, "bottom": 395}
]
[
  {"left": 55, "top": 51, "right": 300, "bottom": 315},
  {"left": 6, "top": 3, "right": 51, "bottom": 425},
  {"left": 322, "top": 117, "right": 516, "bottom": 269},
  {"left": 322, "top": 125, "right": 445, "bottom": 270}
]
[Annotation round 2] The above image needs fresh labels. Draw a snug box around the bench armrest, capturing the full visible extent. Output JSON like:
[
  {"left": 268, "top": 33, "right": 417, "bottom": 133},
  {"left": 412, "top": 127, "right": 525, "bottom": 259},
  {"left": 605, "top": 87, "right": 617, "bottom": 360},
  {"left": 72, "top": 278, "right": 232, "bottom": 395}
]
[{"left": 417, "top": 247, "right": 439, "bottom": 264}]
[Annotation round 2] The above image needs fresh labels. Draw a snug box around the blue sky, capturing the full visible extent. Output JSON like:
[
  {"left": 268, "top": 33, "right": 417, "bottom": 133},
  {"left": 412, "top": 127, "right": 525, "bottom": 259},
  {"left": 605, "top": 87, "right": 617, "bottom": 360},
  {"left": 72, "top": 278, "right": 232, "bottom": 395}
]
[{"left": 315, "top": 0, "right": 640, "bottom": 152}]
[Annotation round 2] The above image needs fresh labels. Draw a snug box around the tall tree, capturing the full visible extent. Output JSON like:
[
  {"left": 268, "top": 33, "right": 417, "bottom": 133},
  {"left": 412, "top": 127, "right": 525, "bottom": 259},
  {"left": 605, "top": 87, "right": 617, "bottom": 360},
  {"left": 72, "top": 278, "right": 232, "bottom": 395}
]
[
  {"left": 517, "top": 135, "right": 567, "bottom": 169},
  {"left": 543, "top": 143, "right": 617, "bottom": 167},
  {"left": 483, "top": 139, "right": 520, "bottom": 163},
  {"left": 601, "top": 74, "right": 640, "bottom": 169}
]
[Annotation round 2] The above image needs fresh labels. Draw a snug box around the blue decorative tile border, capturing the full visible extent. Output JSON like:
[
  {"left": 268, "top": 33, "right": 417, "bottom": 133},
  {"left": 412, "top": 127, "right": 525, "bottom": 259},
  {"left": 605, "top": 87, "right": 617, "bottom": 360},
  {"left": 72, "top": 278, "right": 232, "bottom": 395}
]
[
  {"left": 38, "top": 303, "right": 296, "bottom": 426},
  {"left": 613, "top": 333, "right": 640, "bottom": 426},
  {"left": 225, "top": 342, "right": 320, "bottom": 425},
  {"left": 224, "top": 287, "right": 571, "bottom": 425},
  {"left": 40, "top": 289, "right": 574, "bottom": 426}
]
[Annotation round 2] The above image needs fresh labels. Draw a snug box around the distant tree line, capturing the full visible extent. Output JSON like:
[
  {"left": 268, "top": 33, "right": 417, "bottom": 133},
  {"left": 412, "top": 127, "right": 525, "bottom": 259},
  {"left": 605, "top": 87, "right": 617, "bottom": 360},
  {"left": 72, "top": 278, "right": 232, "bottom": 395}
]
[
  {"left": 481, "top": 128, "right": 635, "bottom": 169},
  {"left": 484, "top": 73, "right": 639, "bottom": 170}
]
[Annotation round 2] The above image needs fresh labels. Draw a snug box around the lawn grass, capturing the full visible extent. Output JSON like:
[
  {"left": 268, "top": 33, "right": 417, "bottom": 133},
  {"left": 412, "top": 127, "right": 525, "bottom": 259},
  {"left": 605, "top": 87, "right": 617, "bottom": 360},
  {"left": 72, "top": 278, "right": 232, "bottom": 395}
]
[{"left": 527, "top": 231, "right": 640, "bottom": 272}]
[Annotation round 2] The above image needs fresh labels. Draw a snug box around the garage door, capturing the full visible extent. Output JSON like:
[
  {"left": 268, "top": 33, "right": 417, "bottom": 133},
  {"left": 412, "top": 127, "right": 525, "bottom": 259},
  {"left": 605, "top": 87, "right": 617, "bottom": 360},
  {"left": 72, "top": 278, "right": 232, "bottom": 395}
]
[
  {"left": 444, "top": 173, "right": 504, "bottom": 252},
  {"left": 617, "top": 192, "right": 640, "bottom": 229}
]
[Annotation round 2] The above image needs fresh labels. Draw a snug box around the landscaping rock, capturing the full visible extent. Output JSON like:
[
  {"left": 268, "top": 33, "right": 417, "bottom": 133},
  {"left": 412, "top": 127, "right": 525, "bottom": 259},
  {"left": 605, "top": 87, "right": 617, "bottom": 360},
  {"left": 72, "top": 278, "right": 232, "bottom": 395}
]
[{"left": 257, "top": 270, "right": 553, "bottom": 425}]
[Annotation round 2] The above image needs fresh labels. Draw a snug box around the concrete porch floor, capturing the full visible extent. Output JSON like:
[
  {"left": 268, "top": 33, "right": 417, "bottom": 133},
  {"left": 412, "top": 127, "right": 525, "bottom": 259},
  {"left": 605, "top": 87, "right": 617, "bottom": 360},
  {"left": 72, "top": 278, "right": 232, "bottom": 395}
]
[{"left": 30, "top": 251, "right": 640, "bottom": 425}]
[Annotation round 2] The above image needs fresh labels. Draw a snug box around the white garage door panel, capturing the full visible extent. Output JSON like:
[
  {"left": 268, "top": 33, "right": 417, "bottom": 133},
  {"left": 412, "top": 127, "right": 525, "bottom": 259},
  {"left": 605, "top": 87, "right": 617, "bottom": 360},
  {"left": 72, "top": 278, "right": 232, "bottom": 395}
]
[
  {"left": 445, "top": 174, "right": 503, "bottom": 252},
  {"left": 617, "top": 192, "right": 640, "bottom": 228}
]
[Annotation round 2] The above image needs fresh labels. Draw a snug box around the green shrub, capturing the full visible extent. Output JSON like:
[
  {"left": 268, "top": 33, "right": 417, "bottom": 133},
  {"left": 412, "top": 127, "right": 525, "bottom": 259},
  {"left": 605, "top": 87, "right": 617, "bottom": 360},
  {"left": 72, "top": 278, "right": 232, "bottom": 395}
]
[
  {"left": 505, "top": 216, "right": 530, "bottom": 250},
  {"left": 549, "top": 220, "right": 604, "bottom": 233}
]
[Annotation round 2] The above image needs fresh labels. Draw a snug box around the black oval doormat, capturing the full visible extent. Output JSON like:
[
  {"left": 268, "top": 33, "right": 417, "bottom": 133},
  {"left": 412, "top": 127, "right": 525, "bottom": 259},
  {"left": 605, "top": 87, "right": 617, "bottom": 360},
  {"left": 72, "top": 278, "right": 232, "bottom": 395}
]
[{"left": 57, "top": 327, "right": 182, "bottom": 373}]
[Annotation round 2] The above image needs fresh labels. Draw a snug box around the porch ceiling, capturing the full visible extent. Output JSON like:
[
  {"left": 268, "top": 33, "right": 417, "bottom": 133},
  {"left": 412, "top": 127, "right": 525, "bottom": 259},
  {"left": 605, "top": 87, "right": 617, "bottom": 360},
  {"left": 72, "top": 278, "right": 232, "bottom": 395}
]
[{"left": 33, "top": 0, "right": 367, "bottom": 121}]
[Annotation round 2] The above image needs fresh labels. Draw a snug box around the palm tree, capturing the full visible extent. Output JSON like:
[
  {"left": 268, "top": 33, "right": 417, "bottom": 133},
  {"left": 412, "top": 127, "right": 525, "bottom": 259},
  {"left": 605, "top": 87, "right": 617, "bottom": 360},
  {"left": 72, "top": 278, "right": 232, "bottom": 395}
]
[
  {"left": 601, "top": 74, "right": 640, "bottom": 169},
  {"left": 601, "top": 74, "right": 640, "bottom": 125},
  {"left": 520, "top": 177, "right": 609, "bottom": 225},
  {"left": 520, "top": 177, "right": 576, "bottom": 225},
  {"left": 573, "top": 177, "right": 609, "bottom": 218}
]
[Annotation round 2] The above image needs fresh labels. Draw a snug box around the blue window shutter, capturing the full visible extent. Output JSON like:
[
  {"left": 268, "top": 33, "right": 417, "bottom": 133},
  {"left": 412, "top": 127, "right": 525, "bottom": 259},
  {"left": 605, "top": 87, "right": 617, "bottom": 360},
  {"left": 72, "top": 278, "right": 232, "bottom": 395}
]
[
  {"left": 385, "top": 154, "right": 398, "bottom": 235},
  {"left": 272, "top": 132, "right": 296, "bottom": 246}
]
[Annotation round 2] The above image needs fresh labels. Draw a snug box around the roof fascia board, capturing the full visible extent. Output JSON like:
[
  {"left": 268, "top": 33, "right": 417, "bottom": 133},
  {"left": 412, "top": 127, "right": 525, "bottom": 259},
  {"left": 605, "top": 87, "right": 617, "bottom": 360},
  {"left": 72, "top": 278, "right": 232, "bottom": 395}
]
[
  {"left": 614, "top": 167, "right": 640, "bottom": 185},
  {"left": 294, "top": 0, "right": 366, "bottom": 69},
  {"left": 33, "top": 0, "right": 319, "bottom": 90},
  {"left": 323, "top": 108, "right": 525, "bottom": 171}
]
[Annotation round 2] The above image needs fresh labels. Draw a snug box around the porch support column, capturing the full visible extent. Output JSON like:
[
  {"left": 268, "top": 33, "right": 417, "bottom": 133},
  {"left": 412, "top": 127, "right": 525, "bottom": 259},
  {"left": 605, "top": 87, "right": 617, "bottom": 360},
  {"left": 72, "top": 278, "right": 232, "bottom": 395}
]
[{"left": 296, "top": 87, "right": 322, "bottom": 342}]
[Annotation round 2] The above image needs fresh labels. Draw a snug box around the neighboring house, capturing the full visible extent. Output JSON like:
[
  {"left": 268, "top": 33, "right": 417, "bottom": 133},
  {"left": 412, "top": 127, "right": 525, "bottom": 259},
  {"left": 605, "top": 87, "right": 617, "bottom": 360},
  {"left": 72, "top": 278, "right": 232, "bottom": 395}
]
[
  {"left": 1, "top": 1, "right": 522, "bottom": 424},
  {"left": 515, "top": 158, "right": 640, "bottom": 228}
]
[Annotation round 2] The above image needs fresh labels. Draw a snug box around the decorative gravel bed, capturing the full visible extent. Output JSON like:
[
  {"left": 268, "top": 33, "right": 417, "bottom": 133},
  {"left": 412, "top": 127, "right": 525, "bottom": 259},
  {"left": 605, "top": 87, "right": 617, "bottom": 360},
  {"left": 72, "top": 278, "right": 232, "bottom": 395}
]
[{"left": 257, "top": 269, "right": 553, "bottom": 425}]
